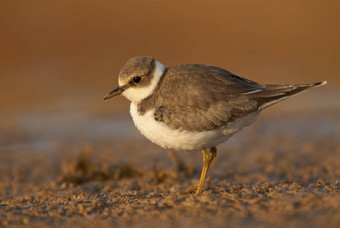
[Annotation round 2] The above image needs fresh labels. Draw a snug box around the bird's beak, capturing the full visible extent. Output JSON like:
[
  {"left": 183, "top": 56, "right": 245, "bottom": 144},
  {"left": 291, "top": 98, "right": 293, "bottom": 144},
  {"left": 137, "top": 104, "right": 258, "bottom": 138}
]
[{"left": 103, "top": 86, "right": 125, "bottom": 100}]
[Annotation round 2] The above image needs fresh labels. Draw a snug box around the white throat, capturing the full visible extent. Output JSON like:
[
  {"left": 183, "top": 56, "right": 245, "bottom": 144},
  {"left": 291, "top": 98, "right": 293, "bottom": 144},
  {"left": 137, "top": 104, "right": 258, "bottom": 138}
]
[{"left": 121, "top": 60, "right": 165, "bottom": 103}]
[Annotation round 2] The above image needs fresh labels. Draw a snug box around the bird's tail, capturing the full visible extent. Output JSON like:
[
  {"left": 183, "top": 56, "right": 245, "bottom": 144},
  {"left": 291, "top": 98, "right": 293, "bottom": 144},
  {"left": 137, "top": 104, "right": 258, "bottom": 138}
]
[{"left": 250, "top": 81, "right": 327, "bottom": 110}]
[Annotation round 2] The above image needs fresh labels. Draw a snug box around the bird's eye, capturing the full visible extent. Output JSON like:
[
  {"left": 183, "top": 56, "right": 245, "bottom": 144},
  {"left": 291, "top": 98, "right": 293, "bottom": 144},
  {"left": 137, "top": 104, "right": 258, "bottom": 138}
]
[{"left": 133, "top": 76, "right": 141, "bottom": 83}]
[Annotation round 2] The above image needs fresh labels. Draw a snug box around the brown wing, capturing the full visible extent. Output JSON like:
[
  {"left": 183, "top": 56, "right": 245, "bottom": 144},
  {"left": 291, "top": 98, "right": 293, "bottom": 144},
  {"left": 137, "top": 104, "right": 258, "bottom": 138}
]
[{"left": 138, "top": 64, "right": 323, "bottom": 131}]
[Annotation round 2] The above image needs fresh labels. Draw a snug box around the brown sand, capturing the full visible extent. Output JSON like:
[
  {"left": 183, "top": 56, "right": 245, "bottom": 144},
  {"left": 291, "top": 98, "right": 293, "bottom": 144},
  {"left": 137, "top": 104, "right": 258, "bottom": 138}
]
[{"left": 1, "top": 92, "right": 340, "bottom": 227}]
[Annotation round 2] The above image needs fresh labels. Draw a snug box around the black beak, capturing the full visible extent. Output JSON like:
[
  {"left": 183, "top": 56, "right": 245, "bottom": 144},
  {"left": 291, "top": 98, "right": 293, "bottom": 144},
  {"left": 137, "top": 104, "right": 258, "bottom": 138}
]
[{"left": 103, "top": 86, "right": 125, "bottom": 100}]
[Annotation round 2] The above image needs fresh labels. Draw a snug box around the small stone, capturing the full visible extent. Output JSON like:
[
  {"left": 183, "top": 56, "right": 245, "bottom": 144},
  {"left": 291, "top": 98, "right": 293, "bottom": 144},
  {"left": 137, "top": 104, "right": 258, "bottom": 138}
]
[
  {"left": 23, "top": 218, "right": 29, "bottom": 224},
  {"left": 60, "top": 182, "right": 68, "bottom": 190},
  {"left": 316, "top": 179, "right": 325, "bottom": 186}
]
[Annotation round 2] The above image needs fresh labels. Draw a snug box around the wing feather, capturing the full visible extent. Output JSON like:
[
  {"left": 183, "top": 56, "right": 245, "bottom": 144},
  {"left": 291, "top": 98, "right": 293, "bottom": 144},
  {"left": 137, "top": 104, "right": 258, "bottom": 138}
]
[{"left": 138, "top": 64, "right": 321, "bottom": 132}]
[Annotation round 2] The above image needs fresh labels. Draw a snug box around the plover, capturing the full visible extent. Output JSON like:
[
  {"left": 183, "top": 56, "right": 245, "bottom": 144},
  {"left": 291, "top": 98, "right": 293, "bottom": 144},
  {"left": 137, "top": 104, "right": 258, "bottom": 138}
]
[{"left": 104, "top": 56, "right": 326, "bottom": 194}]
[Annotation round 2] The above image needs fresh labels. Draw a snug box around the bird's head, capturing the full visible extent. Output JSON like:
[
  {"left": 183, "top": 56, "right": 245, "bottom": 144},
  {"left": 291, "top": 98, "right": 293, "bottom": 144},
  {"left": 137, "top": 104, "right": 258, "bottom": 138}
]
[{"left": 104, "top": 56, "right": 165, "bottom": 103}]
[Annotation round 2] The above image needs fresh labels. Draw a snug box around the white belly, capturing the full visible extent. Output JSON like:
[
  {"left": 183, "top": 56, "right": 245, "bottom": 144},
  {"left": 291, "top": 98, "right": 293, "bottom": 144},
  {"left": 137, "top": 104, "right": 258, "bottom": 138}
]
[{"left": 129, "top": 103, "right": 258, "bottom": 151}]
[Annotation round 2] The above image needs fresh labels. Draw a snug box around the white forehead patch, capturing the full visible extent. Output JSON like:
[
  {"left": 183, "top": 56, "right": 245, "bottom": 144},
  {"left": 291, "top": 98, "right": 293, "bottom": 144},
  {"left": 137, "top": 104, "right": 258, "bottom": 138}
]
[{"left": 122, "top": 60, "right": 165, "bottom": 103}]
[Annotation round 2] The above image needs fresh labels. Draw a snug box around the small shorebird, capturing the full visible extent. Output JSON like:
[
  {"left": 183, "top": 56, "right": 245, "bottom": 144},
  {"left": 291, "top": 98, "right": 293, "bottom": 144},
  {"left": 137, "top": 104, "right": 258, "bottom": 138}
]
[{"left": 104, "top": 56, "right": 326, "bottom": 194}]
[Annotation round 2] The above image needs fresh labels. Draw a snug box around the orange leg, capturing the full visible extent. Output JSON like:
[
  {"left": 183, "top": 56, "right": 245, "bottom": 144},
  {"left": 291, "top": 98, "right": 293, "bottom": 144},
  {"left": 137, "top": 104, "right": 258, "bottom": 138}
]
[{"left": 196, "top": 147, "right": 217, "bottom": 194}]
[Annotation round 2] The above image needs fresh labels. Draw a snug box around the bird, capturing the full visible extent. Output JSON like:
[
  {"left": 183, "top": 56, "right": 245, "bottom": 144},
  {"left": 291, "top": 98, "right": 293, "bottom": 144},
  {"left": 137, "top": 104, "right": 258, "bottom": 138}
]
[{"left": 104, "top": 56, "right": 327, "bottom": 194}]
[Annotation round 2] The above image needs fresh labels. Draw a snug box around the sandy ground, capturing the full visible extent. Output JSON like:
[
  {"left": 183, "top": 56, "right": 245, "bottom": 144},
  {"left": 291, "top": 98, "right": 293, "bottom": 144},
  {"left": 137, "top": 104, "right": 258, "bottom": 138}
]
[{"left": 1, "top": 90, "right": 340, "bottom": 228}]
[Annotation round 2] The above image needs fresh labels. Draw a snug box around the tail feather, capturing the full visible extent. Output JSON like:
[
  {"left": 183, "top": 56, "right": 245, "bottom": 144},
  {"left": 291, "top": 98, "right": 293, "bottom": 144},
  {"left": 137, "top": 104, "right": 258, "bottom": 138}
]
[{"left": 251, "top": 81, "right": 327, "bottom": 110}]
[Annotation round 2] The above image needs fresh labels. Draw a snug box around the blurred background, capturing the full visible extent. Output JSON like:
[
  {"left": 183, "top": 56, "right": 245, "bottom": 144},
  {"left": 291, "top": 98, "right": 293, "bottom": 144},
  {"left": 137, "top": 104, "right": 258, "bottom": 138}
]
[{"left": 0, "top": 0, "right": 339, "bottom": 158}]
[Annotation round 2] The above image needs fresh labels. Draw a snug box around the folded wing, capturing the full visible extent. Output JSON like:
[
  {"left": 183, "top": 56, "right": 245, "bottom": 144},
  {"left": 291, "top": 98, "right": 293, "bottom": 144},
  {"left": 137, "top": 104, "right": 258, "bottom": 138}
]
[{"left": 141, "top": 64, "right": 325, "bottom": 132}]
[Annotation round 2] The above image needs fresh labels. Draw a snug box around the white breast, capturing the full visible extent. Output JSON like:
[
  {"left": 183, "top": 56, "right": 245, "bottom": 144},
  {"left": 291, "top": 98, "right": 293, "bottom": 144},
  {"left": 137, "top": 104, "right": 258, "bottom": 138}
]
[{"left": 129, "top": 103, "right": 259, "bottom": 151}]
